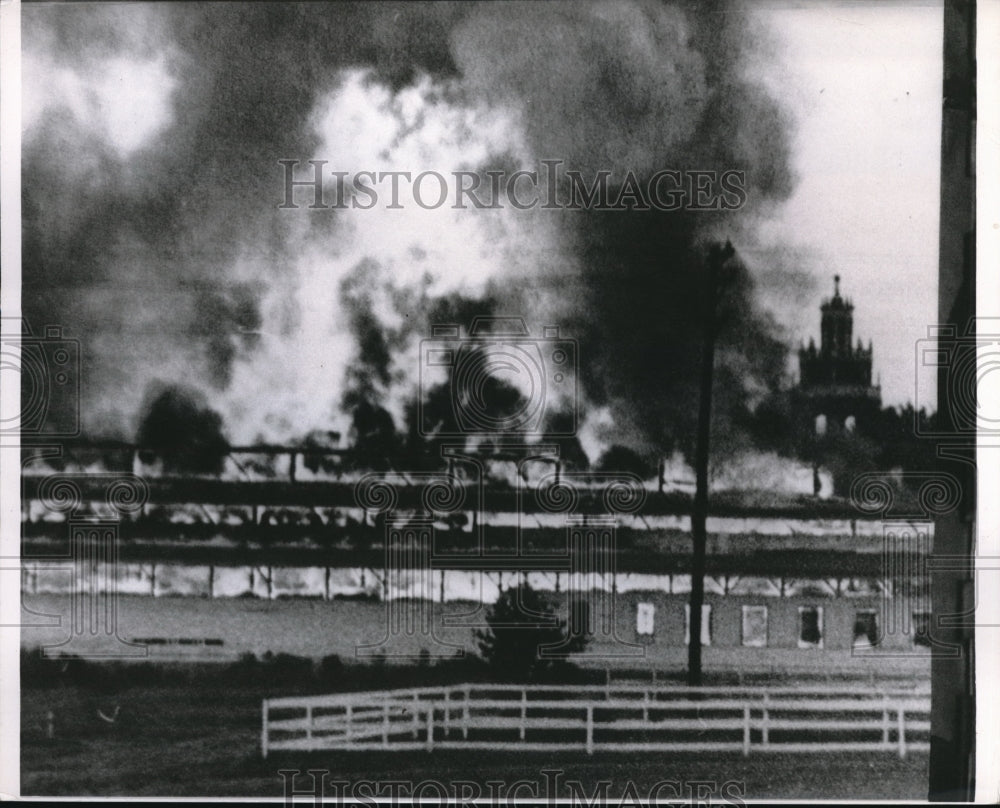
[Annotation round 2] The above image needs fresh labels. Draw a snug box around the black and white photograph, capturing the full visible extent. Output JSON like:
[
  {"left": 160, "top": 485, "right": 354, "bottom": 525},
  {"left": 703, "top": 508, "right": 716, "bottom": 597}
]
[{"left": 0, "top": 0, "right": 990, "bottom": 802}]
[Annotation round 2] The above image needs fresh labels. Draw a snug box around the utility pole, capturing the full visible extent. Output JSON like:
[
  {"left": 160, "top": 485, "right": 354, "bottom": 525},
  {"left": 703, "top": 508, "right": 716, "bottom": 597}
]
[{"left": 688, "top": 241, "right": 733, "bottom": 686}]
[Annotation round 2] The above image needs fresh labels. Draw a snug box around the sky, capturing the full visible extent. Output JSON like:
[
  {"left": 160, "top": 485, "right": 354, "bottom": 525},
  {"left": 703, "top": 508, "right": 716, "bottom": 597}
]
[
  {"left": 17, "top": 1, "right": 945, "bottom": 450},
  {"left": 753, "top": 2, "right": 943, "bottom": 409}
]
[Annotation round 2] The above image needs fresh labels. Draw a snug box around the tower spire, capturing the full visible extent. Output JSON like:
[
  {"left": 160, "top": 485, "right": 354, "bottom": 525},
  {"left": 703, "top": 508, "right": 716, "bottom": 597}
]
[{"left": 834, "top": 274, "right": 841, "bottom": 298}]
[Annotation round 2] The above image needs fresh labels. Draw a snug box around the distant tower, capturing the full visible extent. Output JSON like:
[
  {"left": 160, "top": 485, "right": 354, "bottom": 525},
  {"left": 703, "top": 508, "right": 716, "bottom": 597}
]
[{"left": 796, "top": 275, "right": 881, "bottom": 433}]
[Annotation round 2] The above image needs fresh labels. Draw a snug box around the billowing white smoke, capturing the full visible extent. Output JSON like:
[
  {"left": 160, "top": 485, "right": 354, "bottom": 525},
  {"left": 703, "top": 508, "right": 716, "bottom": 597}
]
[
  {"left": 213, "top": 70, "right": 565, "bottom": 443},
  {"left": 660, "top": 450, "right": 833, "bottom": 497}
]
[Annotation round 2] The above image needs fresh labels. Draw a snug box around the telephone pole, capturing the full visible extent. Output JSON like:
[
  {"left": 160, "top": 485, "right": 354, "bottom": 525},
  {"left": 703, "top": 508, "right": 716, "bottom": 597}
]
[{"left": 688, "top": 241, "right": 733, "bottom": 686}]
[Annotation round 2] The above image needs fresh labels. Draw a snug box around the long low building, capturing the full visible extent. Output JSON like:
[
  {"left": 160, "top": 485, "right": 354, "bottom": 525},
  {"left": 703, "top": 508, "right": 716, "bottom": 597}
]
[
  {"left": 18, "top": 463, "right": 940, "bottom": 680},
  {"left": 20, "top": 578, "right": 932, "bottom": 678}
]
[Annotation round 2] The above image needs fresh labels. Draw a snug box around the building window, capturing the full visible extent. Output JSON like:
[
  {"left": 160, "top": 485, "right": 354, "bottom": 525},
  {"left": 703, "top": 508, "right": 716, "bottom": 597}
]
[
  {"left": 912, "top": 611, "right": 932, "bottom": 648},
  {"left": 852, "top": 609, "right": 879, "bottom": 648},
  {"left": 742, "top": 605, "right": 768, "bottom": 647},
  {"left": 636, "top": 602, "right": 655, "bottom": 638},
  {"left": 684, "top": 604, "right": 712, "bottom": 646},
  {"left": 798, "top": 606, "right": 823, "bottom": 649}
]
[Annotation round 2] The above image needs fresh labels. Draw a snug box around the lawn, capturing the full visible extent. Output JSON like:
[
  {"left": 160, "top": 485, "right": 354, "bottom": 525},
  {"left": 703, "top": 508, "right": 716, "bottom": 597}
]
[{"left": 21, "top": 682, "right": 928, "bottom": 799}]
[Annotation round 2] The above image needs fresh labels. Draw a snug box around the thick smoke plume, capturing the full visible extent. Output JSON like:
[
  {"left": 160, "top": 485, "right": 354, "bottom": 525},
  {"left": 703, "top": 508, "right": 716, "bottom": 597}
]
[
  {"left": 448, "top": 0, "right": 796, "bottom": 460},
  {"left": 23, "top": 1, "right": 800, "bottom": 466}
]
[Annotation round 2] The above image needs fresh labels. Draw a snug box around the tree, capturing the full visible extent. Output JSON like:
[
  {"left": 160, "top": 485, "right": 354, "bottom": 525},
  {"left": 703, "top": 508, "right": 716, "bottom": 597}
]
[
  {"left": 344, "top": 400, "right": 399, "bottom": 471},
  {"left": 542, "top": 411, "right": 590, "bottom": 470},
  {"left": 824, "top": 431, "right": 880, "bottom": 497},
  {"left": 136, "top": 384, "right": 228, "bottom": 474},
  {"left": 476, "top": 584, "right": 588, "bottom": 682},
  {"left": 595, "top": 445, "right": 653, "bottom": 478},
  {"left": 299, "top": 429, "right": 342, "bottom": 476}
]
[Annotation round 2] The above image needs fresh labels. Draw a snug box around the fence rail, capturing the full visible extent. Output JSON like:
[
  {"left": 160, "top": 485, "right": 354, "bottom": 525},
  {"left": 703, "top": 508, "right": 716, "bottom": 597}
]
[{"left": 262, "top": 682, "right": 930, "bottom": 759}]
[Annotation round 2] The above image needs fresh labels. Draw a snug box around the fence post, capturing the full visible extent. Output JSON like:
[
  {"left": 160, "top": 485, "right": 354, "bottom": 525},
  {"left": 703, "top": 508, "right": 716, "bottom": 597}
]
[
  {"left": 463, "top": 686, "right": 470, "bottom": 740},
  {"left": 897, "top": 707, "right": 906, "bottom": 759},
  {"left": 882, "top": 696, "right": 890, "bottom": 747},
  {"left": 444, "top": 690, "right": 451, "bottom": 738},
  {"left": 426, "top": 707, "right": 434, "bottom": 752},
  {"left": 762, "top": 694, "right": 769, "bottom": 748},
  {"left": 605, "top": 668, "right": 611, "bottom": 700},
  {"left": 586, "top": 705, "right": 594, "bottom": 755},
  {"left": 261, "top": 700, "right": 268, "bottom": 759},
  {"left": 743, "top": 705, "right": 751, "bottom": 757},
  {"left": 520, "top": 690, "right": 528, "bottom": 741},
  {"left": 345, "top": 704, "right": 352, "bottom": 744},
  {"left": 383, "top": 702, "right": 389, "bottom": 749},
  {"left": 643, "top": 690, "right": 650, "bottom": 722},
  {"left": 306, "top": 705, "right": 313, "bottom": 742},
  {"left": 413, "top": 692, "right": 419, "bottom": 738}
]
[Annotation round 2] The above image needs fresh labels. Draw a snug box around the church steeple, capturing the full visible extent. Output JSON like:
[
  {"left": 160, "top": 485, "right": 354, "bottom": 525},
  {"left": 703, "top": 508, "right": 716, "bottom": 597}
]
[
  {"left": 796, "top": 274, "right": 881, "bottom": 436},
  {"left": 820, "top": 274, "right": 854, "bottom": 358},
  {"left": 798, "top": 275, "right": 878, "bottom": 393}
]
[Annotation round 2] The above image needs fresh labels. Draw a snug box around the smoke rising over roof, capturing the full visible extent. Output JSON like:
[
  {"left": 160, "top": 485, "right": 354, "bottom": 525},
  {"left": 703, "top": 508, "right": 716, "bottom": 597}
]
[{"left": 23, "top": 0, "right": 800, "bottom": 461}]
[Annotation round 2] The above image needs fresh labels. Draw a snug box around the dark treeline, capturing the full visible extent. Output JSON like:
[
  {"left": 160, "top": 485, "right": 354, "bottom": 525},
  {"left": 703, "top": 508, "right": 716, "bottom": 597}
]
[
  {"left": 56, "top": 377, "right": 939, "bottom": 501},
  {"left": 747, "top": 395, "right": 939, "bottom": 496}
]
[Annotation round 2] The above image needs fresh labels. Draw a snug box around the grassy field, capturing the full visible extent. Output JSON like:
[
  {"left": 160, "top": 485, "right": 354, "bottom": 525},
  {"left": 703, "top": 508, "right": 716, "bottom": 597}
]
[{"left": 21, "top": 679, "right": 928, "bottom": 798}]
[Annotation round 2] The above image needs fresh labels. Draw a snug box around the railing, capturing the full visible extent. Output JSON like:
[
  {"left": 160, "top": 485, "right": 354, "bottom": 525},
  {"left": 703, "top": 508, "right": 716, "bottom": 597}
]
[
  {"left": 20, "top": 471, "right": 886, "bottom": 519},
  {"left": 262, "top": 683, "right": 930, "bottom": 759}
]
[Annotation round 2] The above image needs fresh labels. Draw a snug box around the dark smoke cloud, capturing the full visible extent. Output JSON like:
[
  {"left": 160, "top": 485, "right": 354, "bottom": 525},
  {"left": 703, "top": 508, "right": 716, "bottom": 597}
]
[
  {"left": 449, "top": 0, "right": 797, "bottom": 459},
  {"left": 562, "top": 212, "right": 790, "bottom": 461},
  {"left": 451, "top": 0, "right": 794, "bottom": 198}
]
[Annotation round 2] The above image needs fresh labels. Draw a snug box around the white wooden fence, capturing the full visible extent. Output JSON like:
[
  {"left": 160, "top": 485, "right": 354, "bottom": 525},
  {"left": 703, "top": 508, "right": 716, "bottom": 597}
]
[{"left": 262, "top": 683, "right": 929, "bottom": 759}]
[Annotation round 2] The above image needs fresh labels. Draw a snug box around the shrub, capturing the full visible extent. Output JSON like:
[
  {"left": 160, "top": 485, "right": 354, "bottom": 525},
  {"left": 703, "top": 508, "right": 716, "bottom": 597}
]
[
  {"left": 318, "top": 654, "right": 344, "bottom": 685},
  {"left": 475, "top": 584, "right": 588, "bottom": 682}
]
